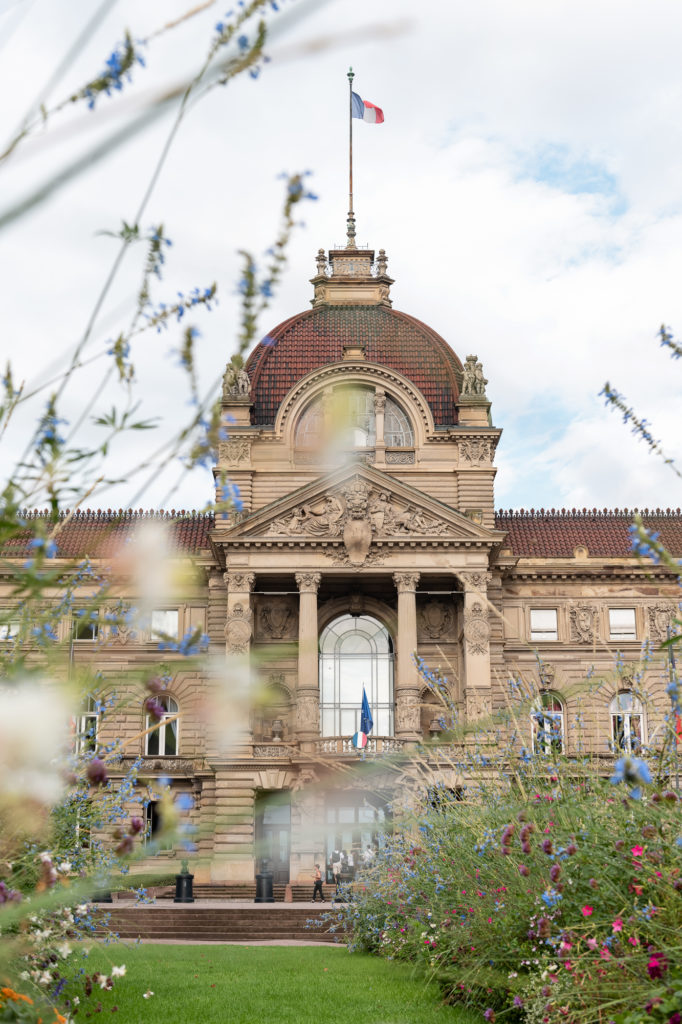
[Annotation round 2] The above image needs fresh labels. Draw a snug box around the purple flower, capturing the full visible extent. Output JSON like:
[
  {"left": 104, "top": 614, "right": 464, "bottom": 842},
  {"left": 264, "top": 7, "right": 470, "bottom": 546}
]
[{"left": 86, "top": 758, "right": 108, "bottom": 785}]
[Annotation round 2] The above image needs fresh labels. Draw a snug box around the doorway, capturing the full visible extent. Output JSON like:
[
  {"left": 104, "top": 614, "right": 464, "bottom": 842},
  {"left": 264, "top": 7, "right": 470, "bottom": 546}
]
[{"left": 255, "top": 791, "right": 291, "bottom": 884}]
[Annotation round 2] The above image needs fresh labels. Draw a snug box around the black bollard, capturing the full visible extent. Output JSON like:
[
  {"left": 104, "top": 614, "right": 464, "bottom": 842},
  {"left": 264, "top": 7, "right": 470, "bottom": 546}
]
[
  {"left": 174, "top": 859, "right": 194, "bottom": 903},
  {"left": 254, "top": 870, "right": 274, "bottom": 903}
]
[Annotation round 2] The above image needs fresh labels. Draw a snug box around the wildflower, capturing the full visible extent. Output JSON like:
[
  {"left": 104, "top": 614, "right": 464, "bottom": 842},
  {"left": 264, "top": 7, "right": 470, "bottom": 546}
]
[
  {"left": 612, "top": 918, "right": 623, "bottom": 932},
  {"left": 86, "top": 757, "right": 108, "bottom": 785},
  {"left": 646, "top": 954, "right": 667, "bottom": 979},
  {"left": 483, "top": 1011, "right": 496, "bottom": 1023},
  {"left": 542, "top": 839, "right": 553, "bottom": 855},
  {"left": 610, "top": 756, "right": 652, "bottom": 800},
  {"left": 111, "top": 965, "right": 126, "bottom": 978},
  {"left": 581, "top": 906, "right": 593, "bottom": 917},
  {"left": 631, "top": 846, "right": 644, "bottom": 857},
  {"left": 550, "top": 864, "right": 561, "bottom": 883},
  {"left": 143, "top": 990, "right": 154, "bottom": 999},
  {"left": 518, "top": 864, "right": 530, "bottom": 877}
]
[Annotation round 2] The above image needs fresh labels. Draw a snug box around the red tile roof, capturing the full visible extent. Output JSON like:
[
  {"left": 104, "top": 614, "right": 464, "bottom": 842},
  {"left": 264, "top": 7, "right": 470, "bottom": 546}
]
[
  {"left": 3, "top": 509, "right": 214, "bottom": 559},
  {"left": 495, "top": 508, "right": 682, "bottom": 558},
  {"left": 245, "top": 305, "right": 463, "bottom": 426}
]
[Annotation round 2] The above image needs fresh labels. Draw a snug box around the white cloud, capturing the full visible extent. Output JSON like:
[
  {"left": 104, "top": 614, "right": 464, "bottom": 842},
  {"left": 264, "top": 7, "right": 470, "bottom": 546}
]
[{"left": 1, "top": 0, "right": 682, "bottom": 512}]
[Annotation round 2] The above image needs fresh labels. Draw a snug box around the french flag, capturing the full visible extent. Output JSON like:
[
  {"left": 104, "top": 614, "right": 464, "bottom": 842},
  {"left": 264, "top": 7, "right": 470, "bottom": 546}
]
[{"left": 352, "top": 91, "right": 384, "bottom": 124}]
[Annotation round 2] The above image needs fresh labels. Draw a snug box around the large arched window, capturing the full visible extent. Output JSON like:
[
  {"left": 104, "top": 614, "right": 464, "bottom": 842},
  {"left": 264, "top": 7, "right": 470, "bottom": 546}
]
[
  {"left": 531, "top": 692, "right": 565, "bottom": 755},
  {"left": 319, "top": 614, "right": 394, "bottom": 737},
  {"left": 610, "top": 691, "right": 644, "bottom": 753},
  {"left": 295, "top": 388, "right": 413, "bottom": 450},
  {"left": 145, "top": 695, "right": 179, "bottom": 756}
]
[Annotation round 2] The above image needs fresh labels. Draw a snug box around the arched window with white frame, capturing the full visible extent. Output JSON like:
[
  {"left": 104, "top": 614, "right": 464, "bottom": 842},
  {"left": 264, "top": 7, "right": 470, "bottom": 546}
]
[
  {"left": 610, "top": 691, "right": 644, "bottom": 753},
  {"left": 531, "top": 692, "right": 565, "bottom": 755},
  {"left": 295, "top": 387, "right": 414, "bottom": 452},
  {"left": 319, "top": 614, "right": 394, "bottom": 737},
  {"left": 145, "top": 695, "right": 179, "bottom": 756}
]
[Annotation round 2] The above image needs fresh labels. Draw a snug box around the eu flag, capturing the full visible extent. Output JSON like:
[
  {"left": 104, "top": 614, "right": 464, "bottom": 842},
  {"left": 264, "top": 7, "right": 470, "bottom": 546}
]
[{"left": 360, "top": 686, "right": 374, "bottom": 735}]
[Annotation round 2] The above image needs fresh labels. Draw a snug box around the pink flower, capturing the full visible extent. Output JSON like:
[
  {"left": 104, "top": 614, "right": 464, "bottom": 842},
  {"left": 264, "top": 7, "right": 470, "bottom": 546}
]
[
  {"left": 631, "top": 845, "right": 644, "bottom": 857},
  {"left": 587, "top": 938, "right": 598, "bottom": 950},
  {"left": 612, "top": 918, "right": 623, "bottom": 932},
  {"left": 581, "top": 905, "right": 593, "bottom": 917},
  {"left": 628, "top": 936, "right": 639, "bottom": 946}
]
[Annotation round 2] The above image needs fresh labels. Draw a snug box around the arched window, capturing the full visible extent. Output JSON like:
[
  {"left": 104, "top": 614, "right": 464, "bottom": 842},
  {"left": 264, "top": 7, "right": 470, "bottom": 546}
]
[
  {"left": 610, "top": 691, "right": 644, "bottom": 753},
  {"left": 531, "top": 692, "right": 565, "bottom": 755},
  {"left": 295, "top": 388, "right": 413, "bottom": 450},
  {"left": 145, "top": 695, "right": 179, "bottom": 756},
  {"left": 74, "top": 695, "right": 99, "bottom": 754},
  {"left": 319, "top": 614, "right": 394, "bottom": 737}
]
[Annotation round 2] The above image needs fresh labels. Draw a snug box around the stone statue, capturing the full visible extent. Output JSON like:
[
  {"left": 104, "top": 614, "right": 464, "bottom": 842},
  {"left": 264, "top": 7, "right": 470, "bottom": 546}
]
[
  {"left": 223, "top": 365, "right": 251, "bottom": 399},
  {"left": 462, "top": 354, "right": 488, "bottom": 398}
]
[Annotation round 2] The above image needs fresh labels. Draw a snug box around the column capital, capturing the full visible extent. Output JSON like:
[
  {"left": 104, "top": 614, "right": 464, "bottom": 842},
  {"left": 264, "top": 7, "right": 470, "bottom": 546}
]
[
  {"left": 224, "top": 570, "right": 256, "bottom": 592},
  {"left": 459, "top": 571, "right": 492, "bottom": 592},
  {"left": 295, "top": 572, "right": 321, "bottom": 594},
  {"left": 393, "top": 571, "right": 420, "bottom": 594}
]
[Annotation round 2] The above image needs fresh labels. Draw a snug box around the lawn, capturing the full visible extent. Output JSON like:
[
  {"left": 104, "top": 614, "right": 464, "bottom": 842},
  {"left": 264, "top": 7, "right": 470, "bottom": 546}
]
[{"left": 78, "top": 944, "right": 482, "bottom": 1024}]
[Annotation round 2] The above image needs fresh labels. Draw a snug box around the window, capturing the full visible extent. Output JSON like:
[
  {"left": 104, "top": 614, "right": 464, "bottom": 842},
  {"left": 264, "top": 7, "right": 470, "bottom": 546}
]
[
  {"left": 74, "top": 695, "right": 99, "bottom": 754},
  {"left": 0, "top": 613, "right": 20, "bottom": 642},
  {"left": 151, "top": 609, "right": 179, "bottom": 640},
  {"left": 609, "top": 608, "right": 637, "bottom": 641},
  {"left": 531, "top": 693, "right": 564, "bottom": 755},
  {"left": 319, "top": 614, "right": 394, "bottom": 736},
  {"left": 610, "top": 691, "right": 644, "bottom": 753},
  {"left": 73, "top": 608, "right": 99, "bottom": 641},
  {"left": 530, "top": 609, "right": 558, "bottom": 642},
  {"left": 295, "top": 388, "right": 414, "bottom": 450},
  {"left": 145, "top": 695, "right": 179, "bottom": 756}
]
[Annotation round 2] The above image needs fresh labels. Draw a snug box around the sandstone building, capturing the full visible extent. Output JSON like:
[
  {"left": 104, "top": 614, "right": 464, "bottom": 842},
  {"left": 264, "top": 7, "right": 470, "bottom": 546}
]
[{"left": 8, "top": 233, "right": 681, "bottom": 883}]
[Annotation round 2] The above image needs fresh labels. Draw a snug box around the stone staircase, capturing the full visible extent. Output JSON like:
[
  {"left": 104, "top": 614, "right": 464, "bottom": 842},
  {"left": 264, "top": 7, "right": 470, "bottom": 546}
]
[
  {"left": 166, "top": 882, "right": 338, "bottom": 903},
  {"left": 100, "top": 903, "right": 340, "bottom": 943}
]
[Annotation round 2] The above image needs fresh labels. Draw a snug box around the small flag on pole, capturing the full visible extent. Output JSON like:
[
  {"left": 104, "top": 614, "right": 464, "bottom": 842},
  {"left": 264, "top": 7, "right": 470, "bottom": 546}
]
[
  {"left": 351, "top": 731, "right": 368, "bottom": 749},
  {"left": 360, "top": 686, "right": 374, "bottom": 735},
  {"left": 351, "top": 91, "right": 384, "bottom": 124}
]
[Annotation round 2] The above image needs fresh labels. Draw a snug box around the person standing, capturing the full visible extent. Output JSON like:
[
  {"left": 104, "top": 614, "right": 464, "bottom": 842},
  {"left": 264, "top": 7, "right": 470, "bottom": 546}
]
[{"left": 312, "top": 864, "right": 324, "bottom": 902}]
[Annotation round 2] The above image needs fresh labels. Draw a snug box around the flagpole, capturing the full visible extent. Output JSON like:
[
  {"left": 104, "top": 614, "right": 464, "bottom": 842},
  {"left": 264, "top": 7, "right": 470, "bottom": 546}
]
[{"left": 347, "top": 66, "right": 356, "bottom": 247}]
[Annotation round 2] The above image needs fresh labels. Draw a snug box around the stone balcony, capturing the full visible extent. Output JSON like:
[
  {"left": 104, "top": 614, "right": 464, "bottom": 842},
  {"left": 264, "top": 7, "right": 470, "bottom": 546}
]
[{"left": 314, "top": 736, "right": 404, "bottom": 755}]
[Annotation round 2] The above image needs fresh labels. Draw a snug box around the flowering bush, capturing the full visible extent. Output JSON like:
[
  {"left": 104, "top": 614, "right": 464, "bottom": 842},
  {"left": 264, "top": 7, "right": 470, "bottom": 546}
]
[{"left": 338, "top": 750, "right": 682, "bottom": 1024}]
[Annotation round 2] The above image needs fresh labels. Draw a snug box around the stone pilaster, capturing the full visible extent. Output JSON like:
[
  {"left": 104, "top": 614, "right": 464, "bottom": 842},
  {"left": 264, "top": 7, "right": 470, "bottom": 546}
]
[
  {"left": 224, "top": 571, "right": 255, "bottom": 657},
  {"left": 393, "top": 571, "right": 421, "bottom": 741},
  {"left": 207, "top": 569, "right": 227, "bottom": 650},
  {"left": 460, "top": 572, "right": 493, "bottom": 722},
  {"left": 295, "top": 572, "right": 321, "bottom": 751},
  {"left": 373, "top": 388, "right": 386, "bottom": 467}
]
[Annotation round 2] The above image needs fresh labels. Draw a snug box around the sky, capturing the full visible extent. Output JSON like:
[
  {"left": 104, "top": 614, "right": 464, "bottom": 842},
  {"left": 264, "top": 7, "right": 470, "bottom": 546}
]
[{"left": 1, "top": 0, "right": 682, "bottom": 515}]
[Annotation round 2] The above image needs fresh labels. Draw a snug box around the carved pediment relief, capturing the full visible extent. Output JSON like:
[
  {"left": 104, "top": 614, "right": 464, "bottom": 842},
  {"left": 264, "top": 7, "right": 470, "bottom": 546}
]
[{"left": 217, "top": 465, "right": 502, "bottom": 565}]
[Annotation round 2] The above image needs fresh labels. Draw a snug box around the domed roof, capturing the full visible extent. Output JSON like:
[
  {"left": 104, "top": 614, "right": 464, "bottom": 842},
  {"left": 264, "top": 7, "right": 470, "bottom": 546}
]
[{"left": 246, "top": 304, "right": 463, "bottom": 427}]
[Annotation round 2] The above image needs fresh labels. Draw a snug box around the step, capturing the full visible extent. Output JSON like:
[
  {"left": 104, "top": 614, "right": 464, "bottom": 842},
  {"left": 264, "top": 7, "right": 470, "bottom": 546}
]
[{"left": 98, "top": 905, "right": 341, "bottom": 944}]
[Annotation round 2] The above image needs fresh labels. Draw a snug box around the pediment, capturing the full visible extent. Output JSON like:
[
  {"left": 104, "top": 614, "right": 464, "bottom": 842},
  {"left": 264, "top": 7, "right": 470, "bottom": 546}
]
[{"left": 216, "top": 464, "right": 503, "bottom": 555}]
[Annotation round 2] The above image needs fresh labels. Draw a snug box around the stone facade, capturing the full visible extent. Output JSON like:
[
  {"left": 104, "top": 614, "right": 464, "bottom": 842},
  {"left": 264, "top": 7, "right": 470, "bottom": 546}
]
[{"left": 4, "top": 241, "right": 680, "bottom": 883}]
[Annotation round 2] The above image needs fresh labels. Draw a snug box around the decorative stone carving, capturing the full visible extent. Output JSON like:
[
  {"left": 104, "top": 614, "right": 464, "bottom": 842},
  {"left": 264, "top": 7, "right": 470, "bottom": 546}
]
[
  {"left": 463, "top": 601, "right": 490, "bottom": 655},
  {"left": 324, "top": 546, "right": 386, "bottom": 567},
  {"left": 267, "top": 480, "right": 449, "bottom": 541},
  {"left": 465, "top": 689, "right": 492, "bottom": 720},
  {"left": 315, "top": 249, "right": 327, "bottom": 276},
  {"left": 461, "top": 354, "right": 488, "bottom": 398},
  {"left": 296, "top": 695, "right": 319, "bottom": 728},
  {"left": 373, "top": 392, "right": 386, "bottom": 413},
  {"left": 295, "top": 572, "right": 321, "bottom": 594},
  {"left": 341, "top": 479, "right": 372, "bottom": 564},
  {"left": 257, "top": 597, "right": 297, "bottom": 640},
  {"left": 460, "top": 572, "right": 492, "bottom": 592},
  {"left": 393, "top": 572, "right": 420, "bottom": 593},
  {"left": 569, "top": 604, "right": 598, "bottom": 643},
  {"left": 619, "top": 663, "right": 636, "bottom": 686},
  {"left": 224, "top": 571, "right": 256, "bottom": 593},
  {"left": 538, "top": 663, "right": 556, "bottom": 689},
  {"left": 385, "top": 451, "right": 415, "bottom": 464},
  {"left": 223, "top": 365, "right": 250, "bottom": 399},
  {"left": 104, "top": 605, "right": 136, "bottom": 646},
  {"left": 396, "top": 695, "right": 420, "bottom": 731},
  {"left": 648, "top": 602, "right": 678, "bottom": 642},
  {"left": 418, "top": 600, "right": 454, "bottom": 640},
  {"left": 459, "top": 437, "right": 492, "bottom": 463},
  {"left": 137, "top": 758, "right": 196, "bottom": 773},
  {"left": 225, "top": 602, "right": 252, "bottom": 654},
  {"left": 218, "top": 439, "right": 251, "bottom": 466},
  {"left": 253, "top": 745, "right": 288, "bottom": 758}
]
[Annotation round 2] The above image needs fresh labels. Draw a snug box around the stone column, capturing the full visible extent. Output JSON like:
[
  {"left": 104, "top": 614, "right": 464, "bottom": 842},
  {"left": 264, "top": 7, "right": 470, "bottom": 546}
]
[
  {"left": 207, "top": 569, "right": 227, "bottom": 652},
  {"left": 373, "top": 388, "right": 386, "bottom": 467},
  {"left": 393, "top": 572, "right": 421, "bottom": 741},
  {"left": 460, "top": 572, "right": 493, "bottom": 723},
  {"left": 295, "top": 572, "right": 321, "bottom": 751}
]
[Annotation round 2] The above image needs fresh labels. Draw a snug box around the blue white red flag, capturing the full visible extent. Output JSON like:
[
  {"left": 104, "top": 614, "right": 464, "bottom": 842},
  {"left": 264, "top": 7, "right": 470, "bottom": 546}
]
[
  {"left": 351, "top": 91, "right": 384, "bottom": 124},
  {"left": 360, "top": 686, "right": 374, "bottom": 735}
]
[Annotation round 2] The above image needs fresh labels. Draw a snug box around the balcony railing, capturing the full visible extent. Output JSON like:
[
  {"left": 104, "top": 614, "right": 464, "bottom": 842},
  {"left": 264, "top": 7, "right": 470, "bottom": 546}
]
[{"left": 315, "top": 736, "right": 404, "bottom": 755}]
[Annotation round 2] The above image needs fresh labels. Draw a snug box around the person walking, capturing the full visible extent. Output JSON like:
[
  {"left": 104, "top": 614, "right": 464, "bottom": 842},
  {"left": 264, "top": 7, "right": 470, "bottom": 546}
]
[{"left": 312, "top": 864, "right": 325, "bottom": 902}]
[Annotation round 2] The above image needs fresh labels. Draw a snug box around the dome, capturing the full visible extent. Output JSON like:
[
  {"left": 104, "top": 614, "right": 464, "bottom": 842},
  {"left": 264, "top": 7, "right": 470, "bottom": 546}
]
[{"left": 246, "top": 304, "right": 464, "bottom": 427}]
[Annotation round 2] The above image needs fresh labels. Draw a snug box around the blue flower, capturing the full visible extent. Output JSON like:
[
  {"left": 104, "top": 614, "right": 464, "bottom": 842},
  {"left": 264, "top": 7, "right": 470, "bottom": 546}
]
[{"left": 610, "top": 756, "right": 652, "bottom": 799}]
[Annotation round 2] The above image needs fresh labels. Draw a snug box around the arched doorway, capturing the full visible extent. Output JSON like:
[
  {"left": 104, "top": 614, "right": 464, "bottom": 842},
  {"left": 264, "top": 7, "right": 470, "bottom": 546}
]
[{"left": 319, "top": 614, "right": 394, "bottom": 736}]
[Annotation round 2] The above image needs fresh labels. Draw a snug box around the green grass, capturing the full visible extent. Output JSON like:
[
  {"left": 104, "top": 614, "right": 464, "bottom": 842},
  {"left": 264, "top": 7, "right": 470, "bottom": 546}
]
[{"left": 79, "top": 944, "right": 482, "bottom": 1023}]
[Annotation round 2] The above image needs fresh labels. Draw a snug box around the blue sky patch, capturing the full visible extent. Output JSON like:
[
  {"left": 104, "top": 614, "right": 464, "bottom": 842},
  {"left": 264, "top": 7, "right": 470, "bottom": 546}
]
[{"left": 517, "top": 143, "right": 627, "bottom": 215}]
